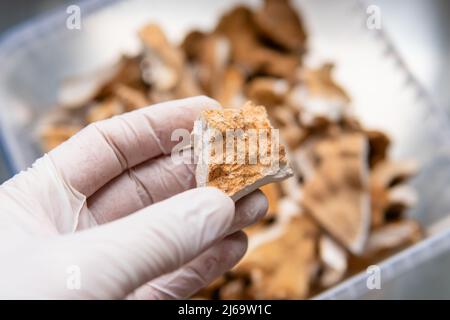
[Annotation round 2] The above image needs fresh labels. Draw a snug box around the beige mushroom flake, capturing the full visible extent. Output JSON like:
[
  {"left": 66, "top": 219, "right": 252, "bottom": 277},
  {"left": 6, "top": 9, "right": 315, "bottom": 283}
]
[
  {"left": 254, "top": 0, "right": 307, "bottom": 52},
  {"left": 212, "top": 215, "right": 319, "bottom": 300},
  {"left": 302, "top": 132, "right": 371, "bottom": 255},
  {"left": 194, "top": 101, "right": 293, "bottom": 201}
]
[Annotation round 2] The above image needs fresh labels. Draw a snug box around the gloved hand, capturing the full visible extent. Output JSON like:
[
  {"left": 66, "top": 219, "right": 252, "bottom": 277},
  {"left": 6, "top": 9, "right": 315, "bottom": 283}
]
[{"left": 0, "top": 96, "right": 268, "bottom": 299}]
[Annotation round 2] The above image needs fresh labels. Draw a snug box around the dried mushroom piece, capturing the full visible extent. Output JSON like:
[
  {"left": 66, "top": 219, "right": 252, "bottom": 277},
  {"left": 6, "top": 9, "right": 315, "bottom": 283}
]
[
  {"left": 255, "top": 51, "right": 300, "bottom": 80},
  {"left": 277, "top": 196, "right": 302, "bottom": 218},
  {"left": 370, "top": 160, "right": 418, "bottom": 227},
  {"left": 246, "top": 77, "right": 289, "bottom": 107},
  {"left": 230, "top": 215, "right": 319, "bottom": 299},
  {"left": 57, "top": 64, "right": 122, "bottom": 110},
  {"left": 57, "top": 56, "right": 144, "bottom": 110},
  {"left": 181, "top": 30, "right": 207, "bottom": 62},
  {"left": 214, "top": 65, "right": 246, "bottom": 108},
  {"left": 194, "top": 275, "right": 227, "bottom": 300},
  {"left": 388, "top": 185, "right": 417, "bottom": 211},
  {"left": 40, "top": 124, "right": 83, "bottom": 151},
  {"left": 215, "top": 6, "right": 261, "bottom": 71},
  {"left": 194, "top": 101, "right": 293, "bottom": 201},
  {"left": 86, "top": 98, "right": 124, "bottom": 123},
  {"left": 140, "top": 24, "right": 202, "bottom": 101},
  {"left": 254, "top": 0, "right": 307, "bottom": 53},
  {"left": 370, "top": 179, "right": 389, "bottom": 229},
  {"left": 139, "top": 24, "right": 184, "bottom": 91},
  {"left": 260, "top": 183, "right": 281, "bottom": 219},
  {"left": 364, "top": 220, "right": 422, "bottom": 256},
  {"left": 371, "top": 160, "right": 418, "bottom": 188},
  {"left": 113, "top": 84, "right": 150, "bottom": 111},
  {"left": 300, "top": 64, "right": 350, "bottom": 102},
  {"left": 319, "top": 235, "right": 348, "bottom": 288},
  {"left": 203, "top": 35, "right": 231, "bottom": 95},
  {"left": 270, "top": 106, "right": 306, "bottom": 149},
  {"left": 293, "top": 138, "right": 318, "bottom": 180},
  {"left": 280, "top": 125, "right": 306, "bottom": 150},
  {"left": 215, "top": 6, "right": 300, "bottom": 79},
  {"left": 248, "top": 195, "right": 302, "bottom": 241},
  {"left": 219, "top": 277, "right": 253, "bottom": 300},
  {"left": 347, "top": 220, "right": 422, "bottom": 275},
  {"left": 98, "top": 56, "right": 146, "bottom": 98},
  {"left": 302, "top": 132, "right": 371, "bottom": 255},
  {"left": 288, "top": 64, "right": 351, "bottom": 127},
  {"left": 280, "top": 176, "right": 303, "bottom": 203},
  {"left": 174, "top": 67, "right": 203, "bottom": 99},
  {"left": 366, "top": 130, "right": 390, "bottom": 168},
  {"left": 192, "top": 34, "right": 231, "bottom": 96}
]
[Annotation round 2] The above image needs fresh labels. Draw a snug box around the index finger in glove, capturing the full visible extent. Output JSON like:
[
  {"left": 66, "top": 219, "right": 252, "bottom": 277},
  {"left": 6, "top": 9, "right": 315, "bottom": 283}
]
[{"left": 49, "top": 96, "right": 220, "bottom": 197}]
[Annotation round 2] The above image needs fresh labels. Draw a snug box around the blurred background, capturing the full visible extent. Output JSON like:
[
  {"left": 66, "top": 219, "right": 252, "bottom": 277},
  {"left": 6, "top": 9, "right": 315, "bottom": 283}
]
[
  {"left": 0, "top": 0, "right": 448, "bottom": 181},
  {"left": 0, "top": 0, "right": 69, "bottom": 181},
  {"left": 0, "top": 0, "right": 449, "bottom": 299}
]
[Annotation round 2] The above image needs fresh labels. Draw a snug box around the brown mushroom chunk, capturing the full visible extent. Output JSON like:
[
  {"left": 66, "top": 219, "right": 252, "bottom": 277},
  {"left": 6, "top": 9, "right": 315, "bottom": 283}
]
[
  {"left": 370, "top": 160, "right": 418, "bottom": 228},
  {"left": 113, "top": 84, "right": 150, "bottom": 111},
  {"left": 139, "top": 24, "right": 202, "bottom": 101},
  {"left": 214, "top": 65, "right": 245, "bottom": 108},
  {"left": 270, "top": 106, "right": 307, "bottom": 149},
  {"left": 40, "top": 124, "right": 83, "bottom": 152},
  {"left": 366, "top": 130, "right": 390, "bottom": 168},
  {"left": 98, "top": 56, "right": 146, "bottom": 98},
  {"left": 194, "top": 101, "right": 293, "bottom": 201},
  {"left": 371, "top": 160, "right": 418, "bottom": 188},
  {"left": 246, "top": 77, "right": 289, "bottom": 107},
  {"left": 319, "top": 235, "right": 348, "bottom": 287},
  {"left": 215, "top": 6, "right": 300, "bottom": 79},
  {"left": 139, "top": 24, "right": 184, "bottom": 91},
  {"left": 86, "top": 98, "right": 124, "bottom": 123},
  {"left": 57, "top": 56, "right": 144, "bottom": 110},
  {"left": 181, "top": 30, "right": 207, "bottom": 61},
  {"left": 260, "top": 183, "right": 281, "bottom": 219},
  {"left": 302, "top": 132, "right": 371, "bottom": 255},
  {"left": 289, "top": 64, "right": 351, "bottom": 127},
  {"left": 193, "top": 34, "right": 231, "bottom": 96},
  {"left": 254, "top": 0, "right": 307, "bottom": 53},
  {"left": 365, "top": 219, "right": 422, "bottom": 256},
  {"left": 229, "top": 215, "right": 319, "bottom": 299}
]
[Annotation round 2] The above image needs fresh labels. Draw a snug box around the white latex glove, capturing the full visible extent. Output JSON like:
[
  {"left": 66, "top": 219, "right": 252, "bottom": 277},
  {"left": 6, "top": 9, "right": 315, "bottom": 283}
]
[{"left": 0, "top": 96, "right": 268, "bottom": 299}]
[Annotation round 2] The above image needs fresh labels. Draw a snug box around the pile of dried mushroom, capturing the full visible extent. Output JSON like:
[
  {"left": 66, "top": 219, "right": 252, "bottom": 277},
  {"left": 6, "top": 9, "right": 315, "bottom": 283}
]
[{"left": 40, "top": 0, "right": 422, "bottom": 299}]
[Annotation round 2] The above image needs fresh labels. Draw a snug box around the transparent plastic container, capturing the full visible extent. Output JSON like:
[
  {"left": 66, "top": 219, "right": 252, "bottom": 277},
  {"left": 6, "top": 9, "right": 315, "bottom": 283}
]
[{"left": 1, "top": 0, "right": 450, "bottom": 299}]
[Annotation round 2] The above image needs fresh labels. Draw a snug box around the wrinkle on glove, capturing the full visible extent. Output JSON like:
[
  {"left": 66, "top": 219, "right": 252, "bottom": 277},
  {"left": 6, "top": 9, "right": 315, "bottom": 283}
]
[
  {"left": 87, "top": 154, "right": 196, "bottom": 224},
  {"left": 18, "top": 187, "right": 235, "bottom": 299}
]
